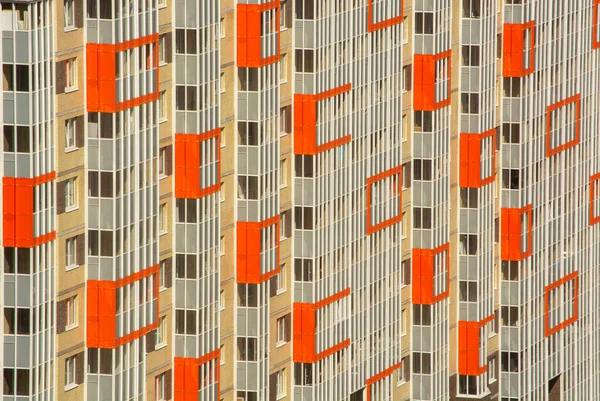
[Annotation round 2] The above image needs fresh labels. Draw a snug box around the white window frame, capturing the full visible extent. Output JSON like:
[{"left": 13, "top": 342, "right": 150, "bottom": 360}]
[
  {"left": 402, "top": 65, "right": 408, "bottom": 93},
  {"left": 66, "top": 236, "right": 77, "bottom": 270},
  {"left": 65, "top": 177, "right": 78, "bottom": 211},
  {"left": 220, "top": 17, "right": 226, "bottom": 38},
  {"left": 280, "top": 106, "right": 288, "bottom": 135},
  {"left": 276, "top": 369, "right": 286, "bottom": 399},
  {"left": 280, "top": 53, "right": 288, "bottom": 83},
  {"left": 220, "top": 344, "right": 225, "bottom": 365},
  {"left": 65, "top": 58, "right": 77, "bottom": 91},
  {"left": 220, "top": 290, "right": 225, "bottom": 310},
  {"left": 158, "top": 36, "right": 166, "bottom": 64},
  {"left": 488, "top": 357, "right": 497, "bottom": 383},
  {"left": 276, "top": 316, "right": 287, "bottom": 346},
  {"left": 220, "top": 236, "right": 225, "bottom": 255},
  {"left": 65, "top": 355, "right": 77, "bottom": 390},
  {"left": 159, "top": 260, "right": 167, "bottom": 291},
  {"left": 65, "top": 118, "right": 77, "bottom": 150},
  {"left": 220, "top": 72, "right": 226, "bottom": 93},
  {"left": 403, "top": 16, "right": 409, "bottom": 44},
  {"left": 156, "top": 316, "right": 166, "bottom": 348},
  {"left": 159, "top": 91, "right": 167, "bottom": 122},
  {"left": 220, "top": 182, "right": 225, "bottom": 202},
  {"left": 276, "top": 263, "right": 286, "bottom": 294},
  {"left": 280, "top": 158, "right": 287, "bottom": 188},
  {"left": 158, "top": 0, "right": 166, "bottom": 8},
  {"left": 401, "top": 308, "right": 407, "bottom": 335},
  {"left": 159, "top": 203, "right": 167, "bottom": 234},
  {"left": 156, "top": 372, "right": 166, "bottom": 401},
  {"left": 66, "top": 295, "right": 78, "bottom": 330},
  {"left": 64, "top": 0, "right": 75, "bottom": 29},
  {"left": 280, "top": 0, "right": 288, "bottom": 29},
  {"left": 397, "top": 365, "right": 405, "bottom": 386}
]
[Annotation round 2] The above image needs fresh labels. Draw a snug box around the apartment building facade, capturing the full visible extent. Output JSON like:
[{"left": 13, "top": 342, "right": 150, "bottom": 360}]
[{"left": 0, "top": 0, "right": 599, "bottom": 400}]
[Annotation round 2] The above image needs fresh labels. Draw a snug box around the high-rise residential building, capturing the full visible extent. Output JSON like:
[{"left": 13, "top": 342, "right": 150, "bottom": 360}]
[{"left": 0, "top": 0, "right": 599, "bottom": 399}]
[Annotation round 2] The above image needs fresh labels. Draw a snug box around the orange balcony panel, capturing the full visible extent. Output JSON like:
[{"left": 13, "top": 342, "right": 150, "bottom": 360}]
[
  {"left": 546, "top": 94, "right": 580, "bottom": 157},
  {"left": 413, "top": 50, "right": 451, "bottom": 111},
  {"left": 365, "top": 362, "right": 402, "bottom": 401},
  {"left": 412, "top": 243, "right": 450, "bottom": 305},
  {"left": 294, "top": 84, "right": 352, "bottom": 155},
  {"left": 293, "top": 288, "right": 351, "bottom": 363},
  {"left": 458, "top": 314, "right": 494, "bottom": 376},
  {"left": 500, "top": 205, "right": 532, "bottom": 261},
  {"left": 236, "top": 215, "right": 281, "bottom": 284},
  {"left": 237, "top": 0, "right": 280, "bottom": 67},
  {"left": 174, "top": 350, "right": 220, "bottom": 401},
  {"left": 594, "top": 1, "right": 600, "bottom": 49},
  {"left": 3, "top": 172, "right": 56, "bottom": 248},
  {"left": 86, "top": 264, "right": 159, "bottom": 348},
  {"left": 366, "top": 165, "right": 402, "bottom": 235},
  {"left": 174, "top": 130, "right": 221, "bottom": 199},
  {"left": 502, "top": 22, "right": 535, "bottom": 77},
  {"left": 544, "top": 271, "right": 579, "bottom": 337},
  {"left": 367, "top": 0, "right": 404, "bottom": 32},
  {"left": 86, "top": 34, "right": 159, "bottom": 112},
  {"left": 590, "top": 173, "right": 600, "bottom": 225},
  {"left": 459, "top": 129, "right": 496, "bottom": 188}
]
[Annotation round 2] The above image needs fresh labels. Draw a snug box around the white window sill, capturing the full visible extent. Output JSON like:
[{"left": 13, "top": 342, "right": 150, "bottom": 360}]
[
  {"left": 276, "top": 288, "right": 287, "bottom": 296},
  {"left": 397, "top": 379, "right": 406, "bottom": 387},
  {"left": 65, "top": 264, "right": 80, "bottom": 272},
  {"left": 65, "top": 323, "right": 79, "bottom": 332},
  {"left": 65, "top": 87, "right": 78, "bottom": 94},
  {"left": 65, "top": 146, "right": 79, "bottom": 154},
  {"left": 159, "top": 118, "right": 167, "bottom": 124},
  {"left": 159, "top": 286, "right": 167, "bottom": 293},
  {"left": 280, "top": 26, "right": 289, "bottom": 32},
  {"left": 65, "top": 205, "right": 79, "bottom": 213},
  {"left": 279, "top": 184, "right": 288, "bottom": 190},
  {"left": 280, "top": 132, "right": 289, "bottom": 137},
  {"left": 220, "top": 89, "right": 226, "bottom": 94},
  {"left": 276, "top": 340, "right": 287, "bottom": 349},
  {"left": 280, "top": 79, "right": 288, "bottom": 85},
  {"left": 159, "top": 174, "right": 167, "bottom": 180},
  {"left": 489, "top": 378, "right": 497, "bottom": 385},
  {"left": 276, "top": 394, "right": 287, "bottom": 400},
  {"left": 64, "top": 383, "right": 79, "bottom": 392},
  {"left": 155, "top": 343, "right": 167, "bottom": 351},
  {"left": 221, "top": 143, "right": 226, "bottom": 148},
  {"left": 158, "top": 3, "right": 167, "bottom": 9},
  {"left": 64, "top": 26, "right": 77, "bottom": 33},
  {"left": 401, "top": 331, "right": 407, "bottom": 337},
  {"left": 280, "top": 236, "right": 289, "bottom": 242},
  {"left": 159, "top": 230, "right": 168, "bottom": 237}
]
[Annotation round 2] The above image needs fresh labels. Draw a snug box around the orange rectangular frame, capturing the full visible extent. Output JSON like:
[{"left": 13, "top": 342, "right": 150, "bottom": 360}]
[
  {"left": 544, "top": 271, "right": 579, "bottom": 337},
  {"left": 458, "top": 314, "right": 494, "bottom": 376},
  {"left": 365, "top": 362, "right": 402, "bottom": 401},
  {"left": 500, "top": 204, "right": 533, "bottom": 261},
  {"left": 502, "top": 21, "right": 535, "bottom": 77},
  {"left": 412, "top": 243, "right": 450, "bottom": 305},
  {"left": 174, "top": 349, "right": 221, "bottom": 401},
  {"left": 590, "top": 173, "right": 600, "bottom": 225},
  {"left": 294, "top": 83, "right": 353, "bottom": 155},
  {"left": 546, "top": 94, "right": 580, "bottom": 158},
  {"left": 367, "top": 0, "right": 404, "bottom": 32},
  {"left": 459, "top": 129, "right": 496, "bottom": 188},
  {"left": 293, "top": 288, "right": 351, "bottom": 363},
  {"left": 87, "top": 33, "right": 160, "bottom": 113},
  {"left": 366, "top": 165, "right": 402, "bottom": 235},
  {"left": 236, "top": 215, "right": 281, "bottom": 284},
  {"left": 87, "top": 264, "right": 160, "bottom": 348},
  {"left": 174, "top": 129, "right": 221, "bottom": 199},
  {"left": 593, "top": 0, "right": 600, "bottom": 49},
  {"left": 3, "top": 172, "right": 56, "bottom": 248},
  {"left": 237, "top": 0, "right": 280, "bottom": 67},
  {"left": 413, "top": 50, "right": 452, "bottom": 111}
]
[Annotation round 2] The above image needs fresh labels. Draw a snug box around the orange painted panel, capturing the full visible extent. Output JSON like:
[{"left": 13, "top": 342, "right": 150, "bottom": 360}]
[
  {"left": 86, "top": 265, "right": 159, "bottom": 348},
  {"left": 546, "top": 94, "right": 580, "bottom": 157},
  {"left": 365, "top": 165, "right": 402, "bottom": 235},
  {"left": 594, "top": 1, "right": 600, "bottom": 49},
  {"left": 236, "top": 215, "right": 280, "bottom": 284},
  {"left": 502, "top": 22, "right": 535, "bottom": 77},
  {"left": 544, "top": 271, "right": 579, "bottom": 337},
  {"left": 174, "top": 350, "right": 220, "bottom": 401},
  {"left": 174, "top": 130, "right": 221, "bottom": 199},
  {"left": 293, "top": 288, "right": 351, "bottom": 363},
  {"left": 500, "top": 205, "right": 532, "bottom": 261},
  {"left": 590, "top": 173, "right": 600, "bottom": 225},
  {"left": 367, "top": 0, "right": 403, "bottom": 32},
  {"left": 294, "top": 84, "right": 352, "bottom": 155},
  {"left": 412, "top": 243, "right": 450, "bottom": 305},
  {"left": 365, "top": 362, "right": 402, "bottom": 401},
  {"left": 86, "top": 34, "right": 159, "bottom": 112},
  {"left": 237, "top": 0, "right": 280, "bottom": 67},
  {"left": 414, "top": 51, "right": 451, "bottom": 111},
  {"left": 459, "top": 129, "right": 496, "bottom": 188},
  {"left": 457, "top": 314, "right": 494, "bottom": 376}
]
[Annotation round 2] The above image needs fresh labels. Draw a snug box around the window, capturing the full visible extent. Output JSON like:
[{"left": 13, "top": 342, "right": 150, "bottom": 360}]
[
  {"left": 459, "top": 375, "right": 477, "bottom": 395},
  {"left": 415, "top": 12, "right": 434, "bottom": 34},
  {"left": 403, "top": 16, "right": 408, "bottom": 43},
  {"left": 397, "top": 365, "right": 404, "bottom": 386},
  {"left": 502, "top": 169, "right": 520, "bottom": 189},
  {"left": 156, "top": 316, "right": 166, "bottom": 347},
  {"left": 156, "top": 372, "right": 166, "bottom": 401},
  {"left": 220, "top": 344, "right": 225, "bottom": 365},
  {"left": 276, "top": 369, "right": 286, "bottom": 398},
  {"left": 65, "top": 58, "right": 77, "bottom": 90},
  {"left": 295, "top": 49, "right": 315, "bottom": 73},
  {"left": 158, "top": 35, "right": 166, "bottom": 64},
  {"left": 159, "top": 203, "right": 167, "bottom": 234},
  {"left": 237, "top": 337, "right": 258, "bottom": 361},
  {"left": 159, "top": 147, "right": 167, "bottom": 177},
  {"left": 65, "top": 118, "right": 76, "bottom": 149},
  {"left": 280, "top": 53, "right": 288, "bottom": 82},
  {"left": 159, "top": 260, "right": 167, "bottom": 290},
  {"left": 402, "top": 162, "right": 411, "bottom": 189},
  {"left": 401, "top": 259, "right": 411, "bottom": 285},
  {"left": 402, "top": 65, "right": 409, "bottom": 92},
  {"left": 502, "top": 123, "right": 520, "bottom": 143},
  {"left": 413, "top": 159, "right": 432, "bottom": 181},
  {"left": 65, "top": 177, "right": 78, "bottom": 210},
  {"left": 220, "top": 182, "right": 225, "bottom": 202},
  {"left": 277, "top": 316, "right": 287, "bottom": 345},
  {"left": 64, "top": 0, "right": 75, "bottom": 28},
  {"left": 461, "top": 45, "right": 480, "bottom": 66},
  {"left": 401, "top": 211, "right": 407, "bottom": 237},
  {"left": 66, "top": 296, "right": 77, "bottom": 329},
  {"left": 401, "top": 308, "right": 407, "bottom": 335},
  {"left": 65, "top": 355, "right": 77, "bottom": 389},
  {"left": 15, "top": 4, "right": 29, "bottom": 30},
  {"left": 275, "top": 263, "right": 286, "bottom": 293},
  {"left": 220, "top": 17, "right": 225, "bottom": 37},
  {"left": 220, "top": 290, "right": 225, "bottom": 310},
  {"left": 280, "top": 0, "right": 289, "bottom": 28},
  {"left": 488, "top": 357, "right": 497, "bottom": 383},
  {"left": 463, "top": 0, "right": 481, "bottom": 18},
  {"left": 220, "top": 128, "right": 226, "bottom": 147},
  {"left": 220, "top": 236, "right": 225, "bottom": 255},
  {"left": 66, "top": 237, "right": 77, "bottom": 268},
  {"left": 413, "top": 207, "right": 432, "bottom": 229},
  {"left": 402, "top": 113, "right": 408, "bottom": 141},
  {"left": 461, "top": 93, "right": 479, "bottom": 114},
  {"left": 280, "top": 158, "right": 288, "bottom": 187},
  {"left": 220, "top": 72, "right": 226, "bottom": 93},
  {"left": 280, "top": 106, "right": 290, "bottom": 134},
  {"left": 159, "top": 91, "right": 167, "bottom": 121},
  {"left": 503, "top": 78, "right": 521, "bottom": 98}
]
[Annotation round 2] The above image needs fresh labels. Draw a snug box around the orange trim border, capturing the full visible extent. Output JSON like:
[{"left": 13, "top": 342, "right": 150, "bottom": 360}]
[
  {"left": 174, "top": 349, "right": 221, "bottom": 401},
  {"left": 366, "top": 165, "right": 402, "bottom": 235},
  {"left": 412, "top": 243, "right": 450, "bottom": 305},
  {"left": 174, "top": 129, "right": 221, "bottom": 199},
  {"left": 546, "top": 94, "right": 581, "bottom": 158},
  {"left": 366, "top": 362, "right": 402, "bottom": 401},
  {"left": 367, "top": 0, "right": 404, "bottom": 32},
  {"left": 236, "top": 215, "right": 281, "bottom": 284},
  {"left": 590, "top": 173, "right": 600, "bottom": 225},
  {"left": 459, "top": 129, "right": 496, "bottom": 188},
  {"left": 544, "top": 271, "right": 579, "bottom": 337},
  {"left": 458, "top": 314, "right": 494, "bottom": 376}
]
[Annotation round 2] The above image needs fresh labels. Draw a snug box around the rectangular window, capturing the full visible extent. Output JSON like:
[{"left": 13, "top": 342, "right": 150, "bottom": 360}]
[
  {"left": 220, "top": 344, "right": 225, "bottom": 365},
  {"left": 220, "top": 236, "right": 225, "bottom": 255},
  {"left": 158, "top": 35, "right": 166, "bottom": 64},
  {"left": 277, "top": 316, "right": 287, "bottom": 345},
  {"left": 64, "top": 0, "right": 75, "bottom": 28},
  {"left": 397, "top": 365, "right": 404, "bottom": 386},
  {"left": 280, "top": 106, "right": 290, "bottom": 134},
  {"left": 66, "top": 296, "right": 77, "bottom": 329},
  {"left": 401, "top": 259, "right": 411, "bottom": 285},
  {"left": 401, "top": 212, "right": 407, "bottom": 237},
  {"left": 276, "top": 369, "right": 286, "bottom": 398},
  {"left": 461, "top": 45, "right": 480, "bottom": 66},
  {"left": 220, "top": 182, "right": 225, "bottom": 202},
  {"left": 280, "top": 158, "right": 288, "bottom": 187},
  {"left": 159, "top": 260, "right": 167, "bottom": 290},
  {"left": 220, "top": 289, "right": 225, "bottom": 310},
  {"left": 159, "top": 147, "right": 167, "bottom": 177},
  {"left": 402, "top": 113, "right": 408, "bottom": 141},
  {"left": 415, "top": 12, "right": 434, "bottom": 34},
  {"left": 280, "top": 0, "right": 289, "bottom": 28},
  {"left": 66, "top": 237, "right": 77, "bottom": 268},
  {"left": 280, "top": 53, "right": 288, "bottom": 82},
  {"left": 220, "top": 72, "right": 225, "bottom": 93},
  {"left": 275, "top": 263, "right": 286, "bottom": 294},
  {"left": 156, "top": 316, "right": 166, "bottom": 346},
  {"left": 66, "top": 177, "right": 78, "bottom": 210},
  {"left": 65, "top": 118, "right": 76, "bottom": 149},
  {"left": 156, "top": 372, "right": 166, "bottom": 401},
  {"left": 403, "top": 16, "right": 408, "bottom": 43},
  {"left": 65, "top": 355, "right": 77, "bottom": 389},
  {"left": 159, "top": 91, "right": 167, "bottom": 121},
  {"left": 402, "top": 65, "right": 408, "bottom": 92},
  {"left": 401, "top": 308, "right": 407, "bottom": 335},
  {"left": 65, "top": 58, "right": 77, "bottom": 90},
  {"left": 159, "top": 203, "right": 167, "bottom": 234},
  {"left": 220, "top": 17, "right": 225, "bottom": 37},
  {"left": 488, "top": 357, "right": 497, "bottom": 382}
]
